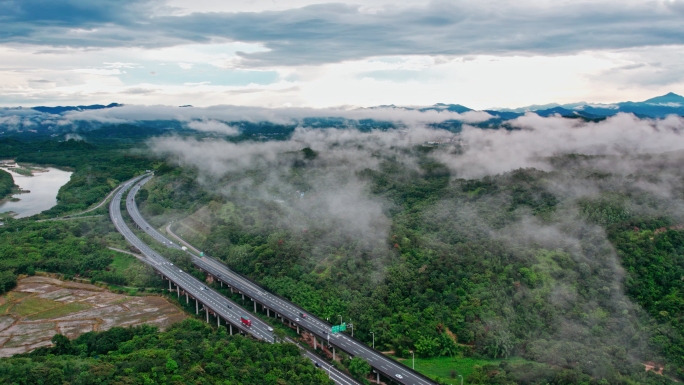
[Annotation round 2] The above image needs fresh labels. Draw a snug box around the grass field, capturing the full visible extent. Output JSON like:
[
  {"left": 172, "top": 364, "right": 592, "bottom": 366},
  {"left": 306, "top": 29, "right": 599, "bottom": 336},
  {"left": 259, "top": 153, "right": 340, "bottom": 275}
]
[
  {"left": 110, "top": 253, "right": 137, "bottom": 272},
  {"left": 11, "top": 297, "right": 60, "bottom": 316},
  {"left": 391, "top": 355, "right": 530, "bottom": 382},
  {"left": 27, "top": 302, "right": 92, "bottom": 320}
]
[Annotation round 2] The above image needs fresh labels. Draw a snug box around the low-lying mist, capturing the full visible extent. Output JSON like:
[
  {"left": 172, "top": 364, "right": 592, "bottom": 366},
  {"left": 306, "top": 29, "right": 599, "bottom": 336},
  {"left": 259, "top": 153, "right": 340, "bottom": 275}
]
[{"left": 147, "top": 112, "right": 684, "bottom": 381}]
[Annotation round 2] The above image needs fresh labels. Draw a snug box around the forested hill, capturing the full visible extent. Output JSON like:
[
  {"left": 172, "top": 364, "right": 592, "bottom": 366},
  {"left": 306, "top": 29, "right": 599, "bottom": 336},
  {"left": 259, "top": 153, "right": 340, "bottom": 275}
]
[
  {"left": 0, "top": 169, "right": 16, "bottom": 200},
  {"left": 0, "top": 319, "right": 332, "bottom": 385},
  {"left": 141, "top": 143, "right": 684, "bottom": 384}
]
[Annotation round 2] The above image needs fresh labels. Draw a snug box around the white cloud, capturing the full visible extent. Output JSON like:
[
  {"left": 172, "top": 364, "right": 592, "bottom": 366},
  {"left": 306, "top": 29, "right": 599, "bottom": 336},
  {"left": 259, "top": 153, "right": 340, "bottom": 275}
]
[{"left": 186, "top": 119, "right": 240, "bottom": 135}]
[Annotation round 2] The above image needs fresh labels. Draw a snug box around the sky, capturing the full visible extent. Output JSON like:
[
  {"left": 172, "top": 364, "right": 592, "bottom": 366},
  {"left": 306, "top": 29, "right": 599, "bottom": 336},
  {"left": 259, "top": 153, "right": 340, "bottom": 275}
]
[{"left": 0, "top": 0, "right": 683, "bottom": 109}]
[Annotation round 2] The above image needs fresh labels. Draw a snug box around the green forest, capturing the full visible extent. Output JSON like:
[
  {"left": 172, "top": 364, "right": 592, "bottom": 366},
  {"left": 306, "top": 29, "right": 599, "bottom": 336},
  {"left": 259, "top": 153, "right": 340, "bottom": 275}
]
[
  {"left": 0, "top": 318, "right": 332, "bottom": 385},
  {"left": 2, "top": 131, "right": 684, "bottom": 384},
  {"left": 0, "top": 168, "right": 16, "bottom": 200},
  {"left": 140, "top": 145, "right": 684, "bottom": 384}
]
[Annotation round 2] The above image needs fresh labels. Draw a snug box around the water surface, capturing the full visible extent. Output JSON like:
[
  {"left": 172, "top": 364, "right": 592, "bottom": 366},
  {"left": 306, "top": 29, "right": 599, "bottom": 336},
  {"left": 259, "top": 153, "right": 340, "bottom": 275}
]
[{"left": 0, "top": 167, "right": 73, "bottom": 218}]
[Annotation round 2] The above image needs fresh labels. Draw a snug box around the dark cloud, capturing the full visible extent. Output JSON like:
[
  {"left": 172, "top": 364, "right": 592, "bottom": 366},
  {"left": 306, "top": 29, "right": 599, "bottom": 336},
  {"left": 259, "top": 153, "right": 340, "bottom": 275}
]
[{"left": 1, "top": 1, "right": 684, "bottom": 65}]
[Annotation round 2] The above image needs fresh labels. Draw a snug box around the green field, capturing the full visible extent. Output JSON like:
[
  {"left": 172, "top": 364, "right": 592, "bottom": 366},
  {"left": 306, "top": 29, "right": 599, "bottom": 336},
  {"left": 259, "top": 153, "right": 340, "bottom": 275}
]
[
  {"left": 391, "top": 355, "right": 530, "bottom": 383},
  {"left": 12, "top": 297, "right": 60, "bottom": 316},
  {"left": 110, "top": 253, "right": 137, "bottom": 272},
  {"left": 27, "top": 301, "right": 91, "bottom": 320}
]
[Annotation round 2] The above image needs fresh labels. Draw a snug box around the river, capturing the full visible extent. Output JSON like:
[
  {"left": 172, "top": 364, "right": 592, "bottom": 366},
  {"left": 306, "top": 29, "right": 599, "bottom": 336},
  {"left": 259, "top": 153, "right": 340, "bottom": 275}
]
[{"left": 0, "top": 167, "right": 73, "bottom": 218}]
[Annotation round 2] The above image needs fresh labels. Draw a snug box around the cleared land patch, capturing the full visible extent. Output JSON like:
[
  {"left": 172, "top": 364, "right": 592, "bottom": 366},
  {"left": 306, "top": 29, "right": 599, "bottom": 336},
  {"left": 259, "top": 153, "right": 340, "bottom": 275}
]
[{"left": 0, "top": 276, "right": 187, "bottom": 357}]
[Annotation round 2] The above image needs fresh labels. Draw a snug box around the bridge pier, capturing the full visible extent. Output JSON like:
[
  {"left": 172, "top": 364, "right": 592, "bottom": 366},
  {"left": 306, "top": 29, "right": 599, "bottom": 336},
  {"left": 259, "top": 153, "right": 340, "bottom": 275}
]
[
  {"left": 230, "top": 324, "right": 233, "bottom": 335},
  {"left": 195, "top": 300, "right": 198, "bottom": 315},
  {"left": 168, "top": 280, "right": 172, "bottom": 291},
  {"left": 267, "top": 308, "right": 270, "bottom": 317},
  {"left": 242, "top": 293, "right": 245, "bottom": 300},
  {"left": 185, "top": 293, "right": 188, "bottom": 304},
  {"left": 206, "top": 307, "right": 209, "bottom": 323},
  {"left": 376, "top": 371, "right": 380, "bottom": 383},
  {"left": 297, "top": 325, "right": 299, "bottom": 334},
  {"left": 314, "top": 337, "right": 316, "bottom": 350},
  {"left": 253, "top": 301, "right": 256, "bottom": 313},
  {"left": 333, "top": 347, "right": 335, "bottom": 360},
  {"left": 217, "top": 315, "right": 220, "bottom": 327},
  {"left": 176, "top": 286, "right": 179, "bottom": 297}
]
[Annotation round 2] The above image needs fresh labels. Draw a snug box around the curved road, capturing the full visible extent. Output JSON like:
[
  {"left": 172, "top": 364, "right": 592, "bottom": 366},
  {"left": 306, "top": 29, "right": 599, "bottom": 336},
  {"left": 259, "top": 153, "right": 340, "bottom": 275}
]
[
  {"left": 126, "top": 176, "right": 437, "bottom": 385},
  {"left": 112, "top": 175, "right": 358, "bottom": 385}
]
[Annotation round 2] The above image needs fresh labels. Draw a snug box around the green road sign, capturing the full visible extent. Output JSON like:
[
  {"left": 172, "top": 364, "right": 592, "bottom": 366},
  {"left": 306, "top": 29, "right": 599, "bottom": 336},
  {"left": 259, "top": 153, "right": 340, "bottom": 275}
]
[
  {"left": 340, "top": 322, "right": 347, "bottom": 331},
  {"left": 200, "top": 252, "right": 204, "bottom": 257},
  {"left": 332, "top": 325, "right": 340, "bottom": 333}
]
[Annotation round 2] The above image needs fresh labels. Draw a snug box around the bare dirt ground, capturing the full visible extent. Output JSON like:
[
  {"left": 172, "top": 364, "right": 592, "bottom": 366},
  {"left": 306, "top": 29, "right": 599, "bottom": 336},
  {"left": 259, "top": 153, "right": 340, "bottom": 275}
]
[{"left": 0, "top": 276, "right": 187, "bottom": 357}]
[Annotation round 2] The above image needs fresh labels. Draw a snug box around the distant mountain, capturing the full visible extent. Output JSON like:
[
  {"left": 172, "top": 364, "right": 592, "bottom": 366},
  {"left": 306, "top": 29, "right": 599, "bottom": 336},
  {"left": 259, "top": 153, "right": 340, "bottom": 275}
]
[
  {"left": 642, "top": 92, "right": 684, "bottom": 105},
  {"left": 32, "top": 103, "right": 122, "bottom": 114},
  {"left": 420, "top": 103, "right": 472, "bottom": 113},
  {"left": 493, "top": 92, "right": 684, "bottom": 119}
]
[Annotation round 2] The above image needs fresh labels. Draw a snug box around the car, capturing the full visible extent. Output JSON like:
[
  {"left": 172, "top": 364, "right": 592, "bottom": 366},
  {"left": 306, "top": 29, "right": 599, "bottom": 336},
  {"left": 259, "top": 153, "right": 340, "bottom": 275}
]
[
  {"left": 395, "top": 374, "right": 403, "bottom": 379},
  {"left": 300, "top": 313, "right": 307, "bottom": 318},
  {"left": 179, "top": 269, "right": 182, "bottom": 273},
  {"left": 170, "top": 263, "right": 173, "bottom": 265},
  {"left": 322, "top": 331, "right": 328, "bottom": 335},
  {"left": 295, "top": 317, "right": 300, "bottom": 322},
  {"left": 227, "top": 305, "right": 232, "bottom": 309},
  {"left": 267, "top": 327, "right": 274, "bottom": 332},
  {"left": 200, "top": 287, "right": 205, "bottom": 291},
  {"left": 314, "top": 362, "right": 321, "bottom": 368}
]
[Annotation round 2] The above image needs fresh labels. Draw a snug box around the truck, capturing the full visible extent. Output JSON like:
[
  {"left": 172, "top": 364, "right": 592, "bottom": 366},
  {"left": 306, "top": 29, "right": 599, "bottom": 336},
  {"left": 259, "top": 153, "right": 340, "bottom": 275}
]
[
  {"left": 241, "top": 316, "right": 252, "bottom": 327},
  {"left": 181, "top": 246, "right": 187, "bottom": 251}
]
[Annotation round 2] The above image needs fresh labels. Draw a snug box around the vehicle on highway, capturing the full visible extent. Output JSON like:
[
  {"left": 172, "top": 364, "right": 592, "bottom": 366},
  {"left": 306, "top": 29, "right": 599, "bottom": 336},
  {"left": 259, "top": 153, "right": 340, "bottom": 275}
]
[
  {"left": 315, "top": 362, "right": 321, "bottom": 368},
  {"left": 300, "top": 312, "right": 307, "bottom": 318},
  {"left": 295, "top": 317, "right": 300, "bottom": 322},
  {"left": 267, "top": 327, "right": 273, "bottom": 332},
  {"left": 241, "top": 316, "right": 252, "bottom": 327},
  {"left": 179, "top": 269, "right": 182, "bottom": 272},
  {"left": 200, "top": 286, "right": 205, "bottom": 291},
  {"left": 395, "top": 374, "right": 403, "bottom": 379}
]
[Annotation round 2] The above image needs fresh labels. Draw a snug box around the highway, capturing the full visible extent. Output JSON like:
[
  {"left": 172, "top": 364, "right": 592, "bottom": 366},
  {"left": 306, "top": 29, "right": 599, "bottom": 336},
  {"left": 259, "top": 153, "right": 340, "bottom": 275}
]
[
  {"left": 112, "top": 175, "right": 360, "bottom": 385},
  {"left": 110, "top": 175, "right": 274, "bottom": 342},
  {"left": 126, "top": 176, "right": 438, "bottom": 385}
]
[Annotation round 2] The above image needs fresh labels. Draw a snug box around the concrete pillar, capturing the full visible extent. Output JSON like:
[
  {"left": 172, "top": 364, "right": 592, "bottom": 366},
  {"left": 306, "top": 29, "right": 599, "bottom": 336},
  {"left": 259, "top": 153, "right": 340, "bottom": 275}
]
[
  {"left": 267, "top": 308, "right": 270, "bottom": 317},
  {"left": 242, "top": 293, "right": 245, "bottom": 300},
  {"left": 230, "top": 324, "right": 233, "bottom": 335},
  {"left": 217, "top": 316, "right": 220, "bottom": 327},
  {"left": 220, "top": 281, "right": 223, "bottom": 287},
  {"left": 168, "top": 280, "right": 172, "bottom": 290},
  {"left": 195, "top": 300, "right": 198, "bottom": 315},
  {"left": 185, "top": 293, "right": 188, "bottom": 304},
  {"left": 177, "top": 286, "right": 179, "bottom": 297},
  {"left": 253, "top": 301, "right": 257, "bottom": 313},
  {"left": 206, "top": 308, "right": 209, "bottom": 323},
  {"left": 314, "top": 337, "right": 317, "bottom": 350},
  {"left": 297, "top": 325, "right": 299, "bottom": 334},
  {"left": 333, "top": 347, "right": 335, "bottom": 361},
  {"left": 377, "top": 371, "right": 380, "bottom": 383}
]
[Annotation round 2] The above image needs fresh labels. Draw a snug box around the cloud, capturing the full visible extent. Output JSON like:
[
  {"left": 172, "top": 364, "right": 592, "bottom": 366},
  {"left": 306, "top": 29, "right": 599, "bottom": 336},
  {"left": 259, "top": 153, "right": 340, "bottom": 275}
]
[
  {"left": 186, "top": 119, "right": 240, "bottom": 135},
  {"left": 437, "top": 113, "right": 684, "bottom": 178},
  {"left": 56, "top": 103, "right": 493, "bottom": 126},
  {"left": 1, "top": 1, "right": 683, "bottom": 66}
]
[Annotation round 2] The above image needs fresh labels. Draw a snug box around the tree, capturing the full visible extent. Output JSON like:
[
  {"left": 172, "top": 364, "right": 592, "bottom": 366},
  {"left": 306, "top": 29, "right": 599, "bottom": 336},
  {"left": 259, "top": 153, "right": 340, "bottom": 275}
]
[{"left": 348, "top": 357, "right": 371, "bottom": 378}]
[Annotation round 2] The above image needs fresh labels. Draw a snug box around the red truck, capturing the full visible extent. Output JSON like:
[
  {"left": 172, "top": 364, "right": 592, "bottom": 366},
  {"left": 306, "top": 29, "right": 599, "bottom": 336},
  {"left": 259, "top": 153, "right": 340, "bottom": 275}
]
[{"left": 241, "top": 316, "right": 252, "bottom": 327}]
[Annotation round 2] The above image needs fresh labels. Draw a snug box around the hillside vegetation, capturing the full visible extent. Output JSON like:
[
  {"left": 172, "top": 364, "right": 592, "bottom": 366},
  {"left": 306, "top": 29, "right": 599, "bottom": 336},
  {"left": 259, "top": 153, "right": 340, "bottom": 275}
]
[
  {"left": 0, "top": 169, "right": 16, "bottom": 201},
  {"left": 0, "top": 319, "right": 332, "bottom": 385},
  {"left": 142, "top": 146, "right": 684, "bottom": 384}
]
